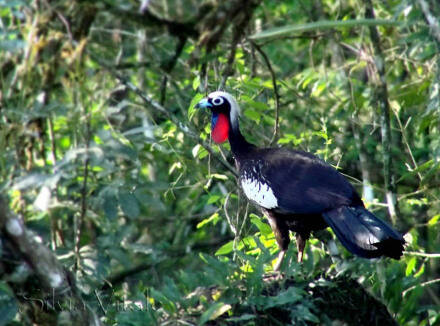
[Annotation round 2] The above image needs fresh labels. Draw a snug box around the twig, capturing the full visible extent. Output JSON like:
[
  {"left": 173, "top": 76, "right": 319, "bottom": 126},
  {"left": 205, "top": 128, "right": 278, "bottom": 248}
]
[
  {"left": 160, "top": 36, "right": 187, "bottom": 105},
  {"left": 47, "top": 117, "right": 57, "bottom": 164},
  {"left": 402, "top": 278, "right": 440, "bottom": 297},
  {"left": 219, "top": 29, "right": 241, "bottom": 89},
  {"left": 417, "top": 0, "right": 440, "bottom": 44},
  {"left": 258, "top": 32, "right": 330, "bottom": 47},
  {"left": 224, "top": 193, "right": 237, "bottom": 235},
  {"left": 107, "top": 4, "right": 199, "bottom": 39},
  {"left": 364, "top": 0, "right": 399, "bottom": 224},
  {"left": 219, "top": 1, "right": 260, "bottom": 89},
  {"left": 393, "top": 111, "right": 422, "bottom": 182},
  {"left": 93, "top": 55, "right": 238, "bottom": 177},
  {"left": 101, "top": 262, "right": 152, "bottom": 290},
  {"left": 404, "top": 251, "right": 440, "bottom": 258},
  {"left": 342, "top": 47, "right": 375, "bottom": 202},
  {"left": 75, "top": 103, "right": 91, "bottom": 271},
  {"left": 249, "top": 40, "right": 280, "bottom": 145}
]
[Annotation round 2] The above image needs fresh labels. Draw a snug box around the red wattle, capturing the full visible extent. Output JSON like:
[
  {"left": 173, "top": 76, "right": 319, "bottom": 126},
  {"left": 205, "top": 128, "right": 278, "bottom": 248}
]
[{"left": 212, "top": 113, "right": 229, "bottom": 144}]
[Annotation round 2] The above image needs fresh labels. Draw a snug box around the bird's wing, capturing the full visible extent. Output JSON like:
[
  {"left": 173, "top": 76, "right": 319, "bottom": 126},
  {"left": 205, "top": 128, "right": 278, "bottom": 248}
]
[{"left": 240, "top": 148, "right": 361, "bottom": 214}]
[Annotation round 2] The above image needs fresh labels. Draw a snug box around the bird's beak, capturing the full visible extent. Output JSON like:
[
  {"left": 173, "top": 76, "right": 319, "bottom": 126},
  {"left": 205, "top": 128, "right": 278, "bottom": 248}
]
[{"left": 195, "top": 98, "right": 212, "bottom": 109}]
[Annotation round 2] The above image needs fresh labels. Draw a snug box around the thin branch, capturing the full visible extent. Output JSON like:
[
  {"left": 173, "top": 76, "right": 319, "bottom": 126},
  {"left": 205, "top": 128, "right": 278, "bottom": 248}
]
[
  {"left": 93, "top": 55, "right": 238, "bottom": 177},
  {"left": 249, "top": 40, "right": 281, "bottom": 146},
  {"left": 224, "top": 193, "right": 237, "bottom": 235},
  {"left": 393, "top": 111, "right": 422, "bottom": 182},
  {"left": 364, "top": 0, "right": 399, "bottom": 224},
  {"left": 219, "top": 29, "right": 241, "bottom": 89},
  {"left": 257, "top": 32, "right": 330, "bottom": 47},
  {"left": 101, "top": 262, "right": 152, "bottom": 291},
  {"left": 107, "top": 5, "right": 199, "bottom": 39},
  {"left": 160, "top": 36, "right": 187, "bottom": 105},
  {"left": 402, "top": 278, "right": 440, "bottom": 297},
  {"left": 219, "top": 0, "right": 261, "bottom": 89},
  {"left": 417, "top": 0, "right": 440, "bottom": 44},
  {"left": 404, "top": 251, "right": 440, "bottom": 258},
  {"left": 47, "top": 117, "right": 57, "bottom": 164},
  {"left": 75, "top": 101, "right": 91, "bottom": 271},
  {"left": 340, "top": 42, "right": 375, "bottom": 202}
]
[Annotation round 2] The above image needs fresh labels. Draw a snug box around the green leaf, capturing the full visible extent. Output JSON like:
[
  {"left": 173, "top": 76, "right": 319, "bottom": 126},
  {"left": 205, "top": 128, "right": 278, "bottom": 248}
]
[
  {"left": 197, "top": 212, "right": 220, "bottom": 229},
  {"left": 211, "top": 173, "right": 228, "bottom": 180},
  {"left": 149, "top": 288, "right": 177, "bottom": 314},
  {"left": 102, "top": 191, "right": 118, "bottom": 220},
  {"left": 215, "top": 240, "right": 234, "bottom": 256},
  {"left": 246, "top": 100, "right": 267, "bottom": 111},
  {"left": 405, "top": 257, "right": 417, "bottom": 276},
  {"left": 199, "top": 302, "right": 232, "bottom": 325},
  {"left": 249, "top": 19, "right": 401, "bottom": 41},
  {"left": 188, "top": 93, "right": 204, "bottom": 121},
  {"left": 226, "top": 314, "right": 256, "bottom": 322},
  {"left": 0, "top": 282, "right": 18, "bottom": 326},
  {"left": 250, "top": 214, "right": 272, "bottom": 236},
  {"left": 119, "top": 191, "right": 140, "bottom": 219},
  {"left": 244, "top": 109, "right": 261, "bottom": 123},
  {"left": 207, "top": 194, "right": 221, "bottom": 204},
  {"left": 428, "top": 214, "right": 440, "bottom": 226},
  {"left": 192, "top": 75, "right": 200, "bottom": 90},
  {"left": 250, "top": 286, "right": 304, "bottom": 309}
]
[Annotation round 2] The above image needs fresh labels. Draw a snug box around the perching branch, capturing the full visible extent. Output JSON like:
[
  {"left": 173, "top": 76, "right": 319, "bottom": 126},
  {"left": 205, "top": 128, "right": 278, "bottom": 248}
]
[{"left": 364, "top": 0, "right": 399, "bottom": 224}]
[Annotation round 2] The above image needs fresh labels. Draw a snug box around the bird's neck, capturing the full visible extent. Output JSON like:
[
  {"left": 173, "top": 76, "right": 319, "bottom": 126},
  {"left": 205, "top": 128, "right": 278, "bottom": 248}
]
[{"left": 228, "top": 119, "right": 256, "bottom": 163}]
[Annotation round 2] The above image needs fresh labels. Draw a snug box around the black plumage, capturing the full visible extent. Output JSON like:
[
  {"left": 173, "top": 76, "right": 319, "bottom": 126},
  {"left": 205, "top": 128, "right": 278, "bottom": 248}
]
[{"left": 196, "top": 91, "right": 405, "bottom": 270}]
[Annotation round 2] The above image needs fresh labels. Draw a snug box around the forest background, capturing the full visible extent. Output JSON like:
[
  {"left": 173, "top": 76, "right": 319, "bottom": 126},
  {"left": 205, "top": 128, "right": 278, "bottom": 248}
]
[{"left": 1, "top": 0, "right": 440, "bottom": 325}]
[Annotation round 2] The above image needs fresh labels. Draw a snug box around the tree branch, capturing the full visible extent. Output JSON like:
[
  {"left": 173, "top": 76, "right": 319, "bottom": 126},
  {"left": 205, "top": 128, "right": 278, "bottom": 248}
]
[
  {"left": 219, "top": 0, "right": 260, "bottom": 89},
  {"left": 417, "top": 0, "right": 440, "bottom": 44},
  {"left": 0, "top": 196, "right": 101, "bottom": 325},
  {"left": 107, "top": 5, "right": 200, "bottom": 39},
  {"left": 93, "top": 56, "right": 238, "bottom": 177},
  {"left": 249, "top": 40, "right": 281, "bottom": 146}
]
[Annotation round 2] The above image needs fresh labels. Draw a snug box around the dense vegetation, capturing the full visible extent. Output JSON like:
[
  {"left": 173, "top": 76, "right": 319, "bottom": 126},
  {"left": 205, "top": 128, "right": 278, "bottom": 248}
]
[{"left": 1, "top": 0, "right": 440, "bottom": 325}]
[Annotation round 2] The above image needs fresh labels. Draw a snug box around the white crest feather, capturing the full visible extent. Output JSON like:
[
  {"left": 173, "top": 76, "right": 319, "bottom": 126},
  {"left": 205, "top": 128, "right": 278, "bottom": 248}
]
[{"left": 207, "top": 91, "right": 241, "bottom": 128}]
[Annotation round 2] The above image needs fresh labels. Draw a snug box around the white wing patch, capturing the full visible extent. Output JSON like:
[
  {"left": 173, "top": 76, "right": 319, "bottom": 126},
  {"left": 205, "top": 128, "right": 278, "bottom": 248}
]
[{"left": 241, "top": 177, "right": 278, "bottom": 209}]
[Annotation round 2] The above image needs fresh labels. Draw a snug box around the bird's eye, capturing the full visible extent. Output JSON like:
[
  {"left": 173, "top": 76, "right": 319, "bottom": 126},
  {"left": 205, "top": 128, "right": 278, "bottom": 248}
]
[{"left": 212, "top": 97, "right": 224, "bottom": 106}]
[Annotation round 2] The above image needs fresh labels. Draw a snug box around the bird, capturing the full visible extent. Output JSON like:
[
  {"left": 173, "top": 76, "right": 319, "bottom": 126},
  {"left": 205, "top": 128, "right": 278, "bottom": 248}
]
[{"left": 195, "top": 91, "right": 405, "bottom": 271}]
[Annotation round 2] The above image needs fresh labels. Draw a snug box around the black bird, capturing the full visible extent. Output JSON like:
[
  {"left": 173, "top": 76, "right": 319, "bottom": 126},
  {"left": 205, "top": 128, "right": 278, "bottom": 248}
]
[{"left": 195, "top": 91, "right": 404, "bottom": 270}]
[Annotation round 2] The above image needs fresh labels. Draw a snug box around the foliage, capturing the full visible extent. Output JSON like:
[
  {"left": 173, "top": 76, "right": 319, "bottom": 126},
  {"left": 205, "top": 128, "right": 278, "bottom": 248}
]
[{"left": 1, "top": 0, "right": 440, "bottom": 325}]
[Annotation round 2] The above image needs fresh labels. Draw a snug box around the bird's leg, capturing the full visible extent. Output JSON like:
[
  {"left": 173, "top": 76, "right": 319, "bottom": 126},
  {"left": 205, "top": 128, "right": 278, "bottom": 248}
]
[
  {"left": 296, "top": 234, "right": 306, "bottom": 263},
  {"left": 265, "top": 210, "right": 290, "bottom": 271},
  {"left": 273, "top": 250, "right": 286, "bottom": 271}
]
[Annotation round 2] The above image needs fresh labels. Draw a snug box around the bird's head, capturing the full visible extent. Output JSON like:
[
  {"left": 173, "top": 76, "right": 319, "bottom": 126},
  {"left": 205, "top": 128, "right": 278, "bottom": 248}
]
[{"left": 195, "top": 91, "right": 240, "bottom": 144}]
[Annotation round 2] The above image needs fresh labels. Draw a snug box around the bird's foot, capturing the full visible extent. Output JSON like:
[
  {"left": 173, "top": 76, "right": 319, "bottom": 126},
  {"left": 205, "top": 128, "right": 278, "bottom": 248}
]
[
  {"left": 273, "top": 250, "right": 286, "bottom": 272},
  {"left": 262, "top": 270, "right": 284, "bottom": 282},
  {"left": 296, "top": 234, "right": 306, "bottom": 263}
]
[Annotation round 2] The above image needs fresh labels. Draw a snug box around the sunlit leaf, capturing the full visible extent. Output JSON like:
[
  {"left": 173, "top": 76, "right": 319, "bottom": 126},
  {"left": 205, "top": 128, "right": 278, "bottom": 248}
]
[{"left": 199, "top": 302, "right": 232, "bottom": 325}]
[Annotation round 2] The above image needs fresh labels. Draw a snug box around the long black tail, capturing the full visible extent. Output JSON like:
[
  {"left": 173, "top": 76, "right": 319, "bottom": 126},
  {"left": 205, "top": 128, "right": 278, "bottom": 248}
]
[{"left": 322, "top": 206, "right": 405, "bottom": 259}]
